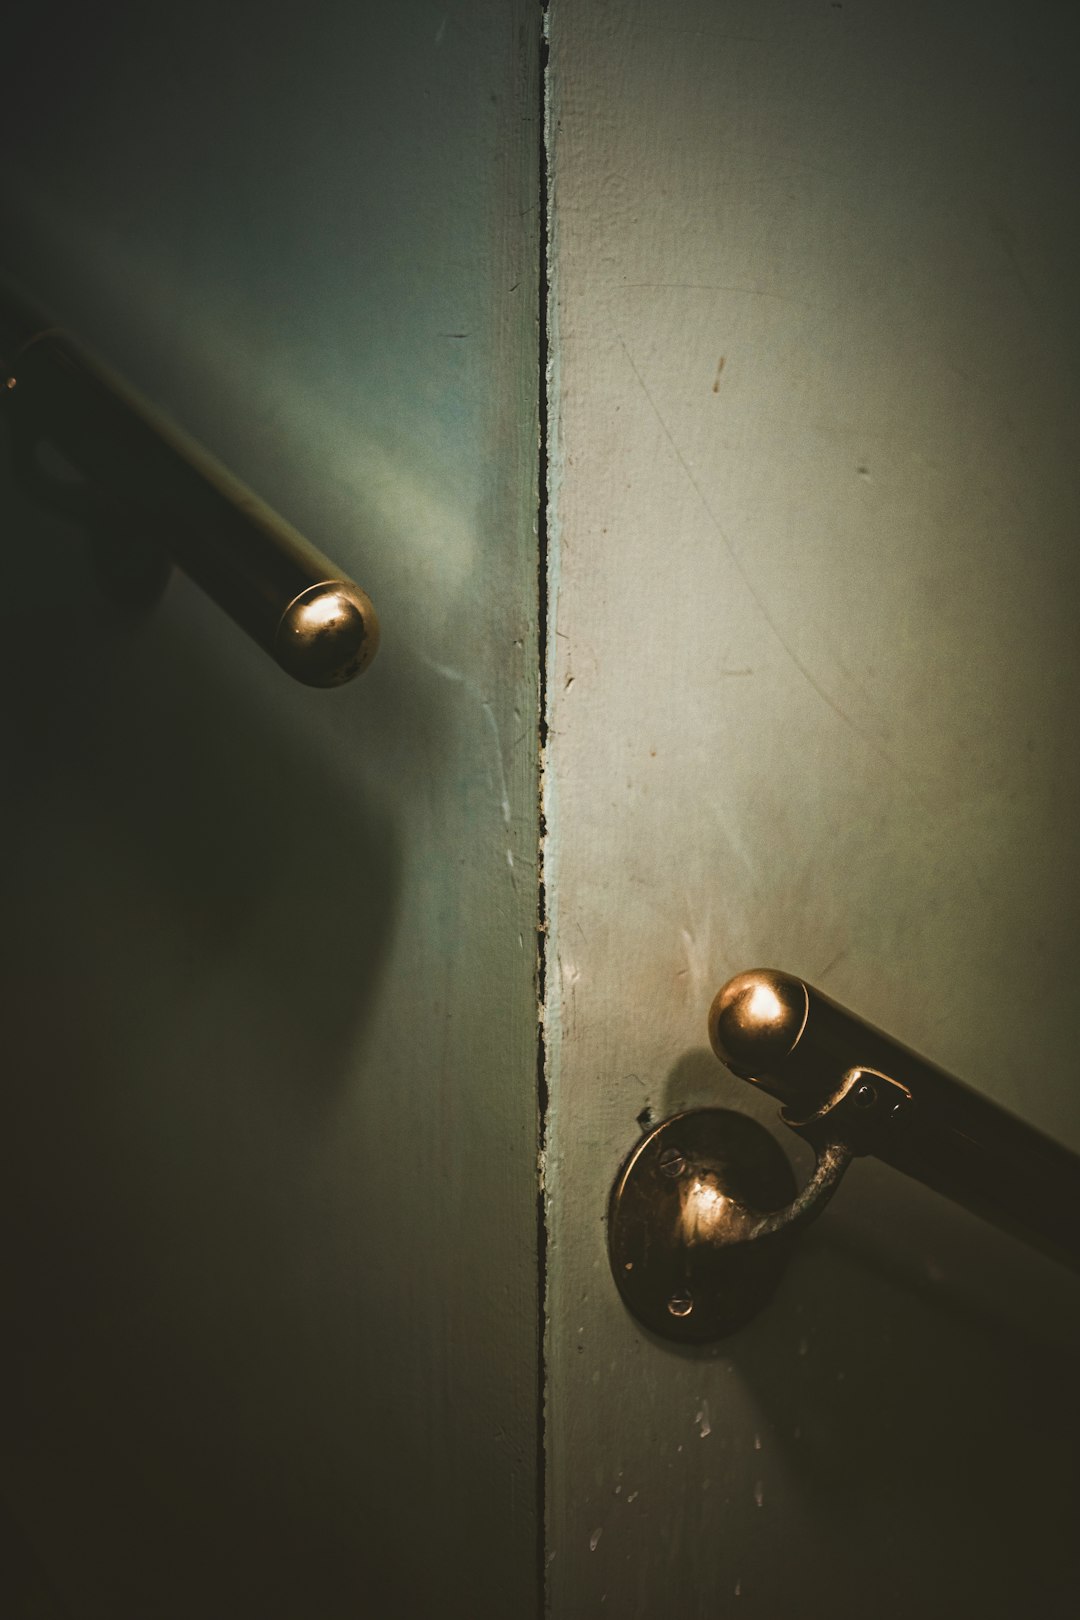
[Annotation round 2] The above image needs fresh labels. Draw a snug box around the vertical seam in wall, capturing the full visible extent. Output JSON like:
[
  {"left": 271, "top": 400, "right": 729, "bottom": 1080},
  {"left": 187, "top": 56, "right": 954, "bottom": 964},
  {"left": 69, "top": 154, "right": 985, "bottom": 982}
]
[{"left": 535, "top": 1, "right": 552, "bottom": 1615}]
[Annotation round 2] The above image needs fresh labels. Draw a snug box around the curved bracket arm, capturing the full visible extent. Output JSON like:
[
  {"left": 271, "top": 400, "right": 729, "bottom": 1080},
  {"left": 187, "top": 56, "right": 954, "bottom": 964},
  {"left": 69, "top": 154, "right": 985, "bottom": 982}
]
[
  {"left": 746, "top": 1138, "right": 852, "bottom": 1242},
  {"left": 710, "top": 969, "right": 1080, "bottom": 1274},
  {"left": 608, "top": 971, "right": 1080, "bottom": 1345}
]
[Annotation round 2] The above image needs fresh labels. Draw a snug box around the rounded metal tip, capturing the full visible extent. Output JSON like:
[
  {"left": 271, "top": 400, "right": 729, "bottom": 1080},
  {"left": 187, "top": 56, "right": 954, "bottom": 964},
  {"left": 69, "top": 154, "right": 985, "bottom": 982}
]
[
  {"left": 708, "top": 969, "right": 809, "bottom": 1076},
  {"left": 274, "top": 580, "right": 380, "bottom": 688}
]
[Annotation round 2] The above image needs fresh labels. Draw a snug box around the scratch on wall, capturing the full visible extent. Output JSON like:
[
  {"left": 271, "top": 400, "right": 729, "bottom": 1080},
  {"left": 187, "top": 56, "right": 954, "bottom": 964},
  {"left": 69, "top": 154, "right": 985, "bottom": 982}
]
[
  {"left": 615, "top": 331, "right": 907, "bottom": 775},
  {"left": 419, "top": 656, "right": 517, "bottom": 881}
]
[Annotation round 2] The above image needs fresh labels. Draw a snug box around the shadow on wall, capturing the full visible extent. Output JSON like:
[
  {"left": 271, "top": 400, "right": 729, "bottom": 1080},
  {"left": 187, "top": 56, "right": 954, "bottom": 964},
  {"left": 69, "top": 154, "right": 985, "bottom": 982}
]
[
  {"left": 0, "top": 5, "right": 537, "bottom": 1614},
  {"left": 0, "top": 445, "right": 402, "bottom": 1095},
  {"left": 653, "top": 1046, "right": 1080, "bottom": 1620},
  {"left": 0, "top": 457, "right": 403, "bottom": 1615}
]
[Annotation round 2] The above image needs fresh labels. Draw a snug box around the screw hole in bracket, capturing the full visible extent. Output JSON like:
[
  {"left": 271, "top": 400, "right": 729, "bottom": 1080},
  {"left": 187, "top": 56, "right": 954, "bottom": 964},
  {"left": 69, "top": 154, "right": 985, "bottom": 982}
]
[{"left": 608, "top": 1107, "right": 858, "bottom": 1344}]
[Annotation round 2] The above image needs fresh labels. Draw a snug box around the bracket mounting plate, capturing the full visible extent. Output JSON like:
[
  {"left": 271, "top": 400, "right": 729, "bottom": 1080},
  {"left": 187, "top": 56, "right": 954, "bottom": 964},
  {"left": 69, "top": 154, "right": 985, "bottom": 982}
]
[{"left": 608, "top": 1108, "right": 798, "bottom": 1344}]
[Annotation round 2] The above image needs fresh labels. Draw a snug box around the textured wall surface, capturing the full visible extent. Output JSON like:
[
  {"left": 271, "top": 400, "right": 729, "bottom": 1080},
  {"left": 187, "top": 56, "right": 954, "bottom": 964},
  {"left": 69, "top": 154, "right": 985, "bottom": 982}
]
[
  {"left": 545, "top": 2, "right": 1080, "bottom": 1615},
  {"left": 0, "top": 5, "right": 541, "bottom": 1616},
  {"left": 4, "top": 4, "right": 1080, "bottom": 1614}
]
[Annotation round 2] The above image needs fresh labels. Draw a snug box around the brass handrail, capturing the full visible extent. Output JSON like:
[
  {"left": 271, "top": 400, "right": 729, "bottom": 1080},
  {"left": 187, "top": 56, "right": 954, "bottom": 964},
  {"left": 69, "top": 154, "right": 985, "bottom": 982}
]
[
  {"left": 609, "top": 970, "right": 1080, "bottom": 1343},
  {"left": 709, "top": 969, "right": 1080, "bottom": 1273},
  {"left": 1, "top": 283, "right": 378, "bottom": 687}
]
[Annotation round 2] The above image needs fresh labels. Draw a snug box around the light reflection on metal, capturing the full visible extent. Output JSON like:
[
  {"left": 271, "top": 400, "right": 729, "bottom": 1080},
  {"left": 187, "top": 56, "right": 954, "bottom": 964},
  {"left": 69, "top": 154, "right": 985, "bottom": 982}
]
[
  {"left": 709, "top": 967, "right": 808, "bottom": 1083},
  {"left": 609, "top": 969, "right": 1080, "bottom": 1345},
  {"left": 275, "top": 581, "right": 378, "bottom": 687},
  {"left": 746, "top": 978, "right": 786, "bottom": 1029},
  {"left": 710, "top": 968, "right": 1080, "bottom": 1272},
  {"left": 678, "top": 1174, "right": 739, "bottom": 1245},
  {"left": 0, "top": 284, "right": 379, "bottom": 687},
  {"left": 608, "top": 1109, "right": 799, "bottom": 1344}
]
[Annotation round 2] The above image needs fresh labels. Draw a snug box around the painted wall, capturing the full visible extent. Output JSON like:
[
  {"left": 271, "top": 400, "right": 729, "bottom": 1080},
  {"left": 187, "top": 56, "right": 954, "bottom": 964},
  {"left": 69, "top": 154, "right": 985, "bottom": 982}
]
[
  {"left": 3, "top": 4, "right": 1079, "bottom": 1613},
  {"left": 545, "top": 2, "right": 1080, "bottom": 1615},
  {"left": 0, "top": 5, "right": 541, "bottom": 1616}
]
